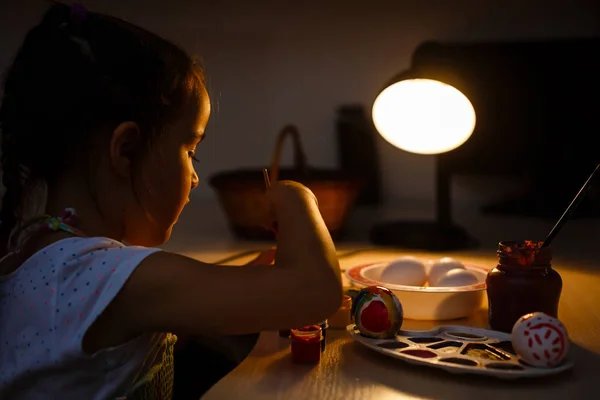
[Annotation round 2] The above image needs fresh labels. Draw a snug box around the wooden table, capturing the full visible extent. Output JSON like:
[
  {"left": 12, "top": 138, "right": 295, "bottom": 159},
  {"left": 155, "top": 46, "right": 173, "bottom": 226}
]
[
  {"left": 166, "top": 200, "right": 600, "bottom": 399},
  {"left": 198, "top": 249, "right": 600, "bottom": 400}
]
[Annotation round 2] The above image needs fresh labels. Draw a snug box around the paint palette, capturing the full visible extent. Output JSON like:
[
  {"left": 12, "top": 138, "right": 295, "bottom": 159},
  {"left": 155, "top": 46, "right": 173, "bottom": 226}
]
[{"left": 346, "top": 324, "right": 573, "bottom": 379}]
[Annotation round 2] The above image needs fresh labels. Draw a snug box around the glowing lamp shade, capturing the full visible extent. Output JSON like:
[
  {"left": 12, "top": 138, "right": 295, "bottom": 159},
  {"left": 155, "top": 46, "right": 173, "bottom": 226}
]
[{"left": 372, "top": 78, "right": 476, "bottom": 155}]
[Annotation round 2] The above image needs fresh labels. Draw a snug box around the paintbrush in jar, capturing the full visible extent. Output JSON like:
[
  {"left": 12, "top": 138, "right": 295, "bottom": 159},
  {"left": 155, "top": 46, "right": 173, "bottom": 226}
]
[{"left": 541, "top": 163, "right": 600, "bottom": 248}]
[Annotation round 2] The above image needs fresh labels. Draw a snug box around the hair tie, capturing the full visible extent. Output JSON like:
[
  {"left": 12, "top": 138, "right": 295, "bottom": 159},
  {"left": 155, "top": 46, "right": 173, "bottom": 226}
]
[
  {"left": 58, "top": 207, "right": 78, "bottom": 226},
  {"left": 48, "top": 207, "right": 78, "bottom": 231}
]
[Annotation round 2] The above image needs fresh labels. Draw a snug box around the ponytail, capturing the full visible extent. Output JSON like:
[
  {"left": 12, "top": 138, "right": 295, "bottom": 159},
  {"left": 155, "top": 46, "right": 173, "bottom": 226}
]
[{"left": 0, "top": 136, "right": 24, "bottom": 256}]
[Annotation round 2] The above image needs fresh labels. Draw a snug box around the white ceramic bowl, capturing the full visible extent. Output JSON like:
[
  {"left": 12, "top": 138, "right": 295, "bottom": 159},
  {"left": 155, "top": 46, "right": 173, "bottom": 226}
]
[{"left": 345, "top": 262, "right": 488, "bottom": 321}]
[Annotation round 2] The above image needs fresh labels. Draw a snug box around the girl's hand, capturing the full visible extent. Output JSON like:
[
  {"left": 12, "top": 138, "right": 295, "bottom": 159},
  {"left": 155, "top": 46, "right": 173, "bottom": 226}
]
[
  {"left": 245, "top": 248, "right": 276, "bottom": 266},
  {"left": 261, "top": 180, "right": 318, "bottom": 234}
]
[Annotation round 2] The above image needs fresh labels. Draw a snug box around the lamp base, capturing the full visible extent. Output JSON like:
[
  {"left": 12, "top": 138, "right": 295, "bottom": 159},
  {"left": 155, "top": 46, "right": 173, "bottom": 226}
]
[{"left": 368, "top": 220, "right": 480, "bottom": 251}]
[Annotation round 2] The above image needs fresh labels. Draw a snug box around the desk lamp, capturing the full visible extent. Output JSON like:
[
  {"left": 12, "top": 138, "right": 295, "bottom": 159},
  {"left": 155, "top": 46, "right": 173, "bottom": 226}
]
[{"left": 369, "top": 76, "right": 479, "bottom": 251}]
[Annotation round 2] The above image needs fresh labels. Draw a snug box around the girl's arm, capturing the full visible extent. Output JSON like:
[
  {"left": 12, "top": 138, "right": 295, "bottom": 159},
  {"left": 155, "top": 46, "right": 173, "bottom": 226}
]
[{"left": 83, "top": 181, "right": 342, "bottom": 352}]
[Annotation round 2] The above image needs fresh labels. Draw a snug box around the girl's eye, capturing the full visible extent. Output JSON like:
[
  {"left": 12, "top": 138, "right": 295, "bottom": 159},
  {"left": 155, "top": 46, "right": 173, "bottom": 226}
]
[{"left": 188, "top": 151, "right": 199, "bottom": 163}]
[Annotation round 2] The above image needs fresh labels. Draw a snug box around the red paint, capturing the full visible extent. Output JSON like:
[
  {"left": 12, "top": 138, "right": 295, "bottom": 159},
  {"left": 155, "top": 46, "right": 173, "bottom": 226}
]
[
  {"left": 486, "top": 241, "right": 562, "bottom": 333},
  {"left": 290, "top": 325, "right": 322, "bottom": 364},
  {"left": 402, "top": 349, "right": 437, "bottom": 358},
  {"left": 360, "top": 300, "right": 390, "bottom": 333},
  {"left": 527, "top": 322, "right": 567, "bottom": 363}
]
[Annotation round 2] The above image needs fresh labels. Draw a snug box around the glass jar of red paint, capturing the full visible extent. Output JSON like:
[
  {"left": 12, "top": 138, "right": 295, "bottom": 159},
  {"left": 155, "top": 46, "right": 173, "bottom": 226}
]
[
  {"left": 486, "top": 240, "right": 562, "bottom": 333},
  {"left": 290, "top": 325, "right": 323, "bottom": 364}
]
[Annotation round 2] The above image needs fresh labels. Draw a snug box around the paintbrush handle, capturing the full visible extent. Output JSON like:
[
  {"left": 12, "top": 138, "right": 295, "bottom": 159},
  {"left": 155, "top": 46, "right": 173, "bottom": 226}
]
[
  {"left": 542, "top": 163, "right": 600, "bottom": 247},
  {"left": 263, "top": 168, "right": 271, "bottom": 188},
  {"left": 262, "top": 168, "right": 278, "bottom": 235}
]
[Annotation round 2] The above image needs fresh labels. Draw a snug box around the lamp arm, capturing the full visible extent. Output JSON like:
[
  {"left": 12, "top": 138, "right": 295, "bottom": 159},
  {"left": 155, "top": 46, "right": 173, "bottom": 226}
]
[{"left": 435, "top": 154, "right": 452, "bottom": 227}]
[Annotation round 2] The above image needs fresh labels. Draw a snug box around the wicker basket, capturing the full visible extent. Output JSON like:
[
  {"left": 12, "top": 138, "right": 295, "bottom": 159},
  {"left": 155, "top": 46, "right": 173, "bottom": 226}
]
[{"left": 209, "top": 125, "right": 365, "bottom": 240}]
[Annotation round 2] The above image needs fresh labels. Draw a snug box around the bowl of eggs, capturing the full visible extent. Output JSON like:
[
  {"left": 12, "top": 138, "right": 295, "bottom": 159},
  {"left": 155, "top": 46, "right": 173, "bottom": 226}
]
[{"left": 346, "top": 256, "right": 488, "bottom": 321}]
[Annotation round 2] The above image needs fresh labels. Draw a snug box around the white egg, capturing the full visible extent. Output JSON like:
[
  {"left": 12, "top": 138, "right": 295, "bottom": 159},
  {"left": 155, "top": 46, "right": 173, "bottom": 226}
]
[
  {"left": 511, "top": 312, "right": 569, "bottom": 367},
  {"left": 434, "top": 268, "right": 479, "bottom": 287},
  {"left": 428, "top": 257, "right": 466, "bottom": 286},
  {"left": 380, "top": 256, "right": 427, "bottom": 286}
]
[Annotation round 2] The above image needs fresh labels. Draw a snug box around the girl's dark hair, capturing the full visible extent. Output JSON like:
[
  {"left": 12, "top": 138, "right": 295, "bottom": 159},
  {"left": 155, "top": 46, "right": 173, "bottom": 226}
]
[{"left": 0, "top": 3, "right": 204, "bottom": 253}]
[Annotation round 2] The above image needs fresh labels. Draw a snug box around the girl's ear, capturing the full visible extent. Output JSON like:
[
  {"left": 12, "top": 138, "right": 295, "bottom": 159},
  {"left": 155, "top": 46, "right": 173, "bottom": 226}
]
[{"left": 109, "top": 121, "right": 142, "bottom": 178}]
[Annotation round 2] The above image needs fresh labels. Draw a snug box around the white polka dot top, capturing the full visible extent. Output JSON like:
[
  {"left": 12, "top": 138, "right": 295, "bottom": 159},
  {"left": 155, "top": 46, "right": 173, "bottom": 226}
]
[{"left": 0, "top": 236, "right": 168, "bottom": 399}]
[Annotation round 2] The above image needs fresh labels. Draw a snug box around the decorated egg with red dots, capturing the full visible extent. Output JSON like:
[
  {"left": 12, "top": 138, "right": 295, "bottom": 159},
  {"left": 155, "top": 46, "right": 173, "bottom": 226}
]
[
  {"left": 511, "top": 312, "right": 569, "bottom": 368},
  {"left": 351, "top": 285, "right": 403, "bottom": 339}
]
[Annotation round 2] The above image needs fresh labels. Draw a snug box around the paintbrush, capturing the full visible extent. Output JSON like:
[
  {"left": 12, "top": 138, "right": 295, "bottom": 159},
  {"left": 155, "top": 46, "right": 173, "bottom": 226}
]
[
  {"left": 541, "top": 163, "right": 600, "bottom": 248},
  {"left": 263, "top": 168, "right": 278, "bottom": 235}
]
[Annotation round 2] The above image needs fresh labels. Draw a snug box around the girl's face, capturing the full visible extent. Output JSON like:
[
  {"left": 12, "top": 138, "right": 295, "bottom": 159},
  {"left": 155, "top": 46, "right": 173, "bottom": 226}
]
[{"left": 123, "top": 85, "right": 211, "bottom": 246}]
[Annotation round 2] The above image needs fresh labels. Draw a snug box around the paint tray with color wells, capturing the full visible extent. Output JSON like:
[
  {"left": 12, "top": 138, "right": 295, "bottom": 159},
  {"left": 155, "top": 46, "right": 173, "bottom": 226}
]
[{"left": 347, "top": 324, "right": 573, "bottom": 379}]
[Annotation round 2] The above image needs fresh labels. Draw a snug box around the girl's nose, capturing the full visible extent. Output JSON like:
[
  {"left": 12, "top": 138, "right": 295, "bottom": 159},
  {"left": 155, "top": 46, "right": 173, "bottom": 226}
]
[{"left": 191, "top": 170, "right": 199, "bottom": 190}]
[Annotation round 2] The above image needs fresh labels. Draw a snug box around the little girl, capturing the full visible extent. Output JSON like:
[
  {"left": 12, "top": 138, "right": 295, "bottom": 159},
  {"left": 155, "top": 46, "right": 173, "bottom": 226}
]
[{"left": 0, "top": 3, "right": 342, "bottom": 400}]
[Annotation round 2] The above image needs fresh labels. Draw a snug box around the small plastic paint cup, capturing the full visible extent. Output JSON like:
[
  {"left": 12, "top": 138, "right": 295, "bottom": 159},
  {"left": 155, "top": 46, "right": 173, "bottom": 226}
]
[
  {"left": 290, "top": 325, "right": 323, "bottom": 364},
  {"left": 328, "top": 295, "right": 353, "bottom": 329}
]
